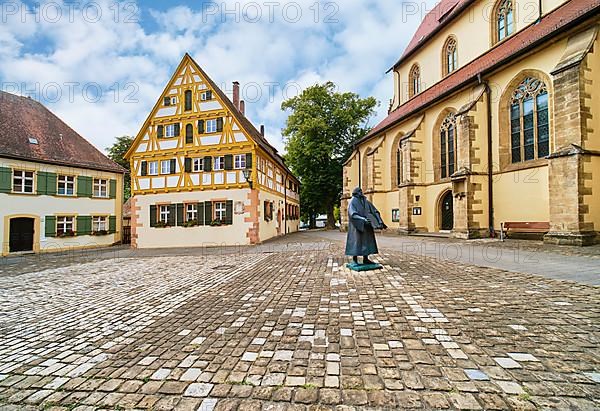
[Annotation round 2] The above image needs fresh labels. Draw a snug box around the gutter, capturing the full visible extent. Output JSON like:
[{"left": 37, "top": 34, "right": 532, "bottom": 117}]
[{"left": 479, "top": 75, "right": 495, "bottom": 238}]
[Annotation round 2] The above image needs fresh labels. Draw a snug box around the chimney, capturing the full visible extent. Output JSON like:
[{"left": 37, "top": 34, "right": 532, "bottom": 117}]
[
  {"left": 240, "top": 100, "right": 245, "bottom": 115},
  {"left": 260, "top": 125, "right": 265, "bottom": 136},
  {"left": 233, "top": 81, "right": 240, "bottom": 110}
]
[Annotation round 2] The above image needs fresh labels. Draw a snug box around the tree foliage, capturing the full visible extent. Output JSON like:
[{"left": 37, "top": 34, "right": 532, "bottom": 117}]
[
  {"left": 282, "top": 82, "right": 377, "bottom": 228},
  {"left": 106, "top": 135, "right": 134, "bottom": 201}
]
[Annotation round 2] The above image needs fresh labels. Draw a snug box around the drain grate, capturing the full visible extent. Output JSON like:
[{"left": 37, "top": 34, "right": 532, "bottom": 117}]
[{"left": 211, "top": 265, "right": 235, "bottom": 271}]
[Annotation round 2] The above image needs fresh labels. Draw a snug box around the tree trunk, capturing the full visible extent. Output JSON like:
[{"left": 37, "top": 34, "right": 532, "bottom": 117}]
[
  {"left": 326, "top": 203, "right": 336, "bottom": 229},
  {"left": 309, "top": 214, "right": 317, "bottom": 229}
]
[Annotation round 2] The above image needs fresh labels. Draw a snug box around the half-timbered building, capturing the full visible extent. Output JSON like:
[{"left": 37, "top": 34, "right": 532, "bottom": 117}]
[{"left": 125, "top": 54, "right": 300, "bottom": 248}]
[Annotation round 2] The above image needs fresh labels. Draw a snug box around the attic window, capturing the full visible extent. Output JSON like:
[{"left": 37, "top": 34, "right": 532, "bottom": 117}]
[{"left": 28, "top": 137, "right": 38, "bottom": 145}]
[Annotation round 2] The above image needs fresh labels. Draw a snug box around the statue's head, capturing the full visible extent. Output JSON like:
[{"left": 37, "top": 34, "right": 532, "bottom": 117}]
[{"left": 352, "top": 187, "right": 363, "bottom": 197}]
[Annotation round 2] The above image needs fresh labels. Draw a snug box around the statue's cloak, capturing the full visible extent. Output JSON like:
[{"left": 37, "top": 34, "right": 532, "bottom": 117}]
[{"left": 345, "top": 194, "right": 383, "bottom": 256}]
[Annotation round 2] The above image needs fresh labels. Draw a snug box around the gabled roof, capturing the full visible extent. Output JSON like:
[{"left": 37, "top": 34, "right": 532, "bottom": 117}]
[
  {"left": 0, "top": 91, "right": 125, "bottom": 173},
  {"left": 362, "top": 0, "right": 600, "bottom": 144},
  {"left": 126, "top": 54, "right": 298, "bottom": 181},
  {"left": 388, "top": 0, "right": 475, "bottom": 72}
]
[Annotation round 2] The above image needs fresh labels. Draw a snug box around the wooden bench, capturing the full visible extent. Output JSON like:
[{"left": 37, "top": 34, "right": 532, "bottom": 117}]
[{"left": 500, "top": 222, "right": 550, "bottom": 240}]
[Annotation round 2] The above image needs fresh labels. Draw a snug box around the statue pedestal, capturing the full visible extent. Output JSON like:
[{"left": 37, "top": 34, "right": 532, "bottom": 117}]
[{"left": 346, "top": 262, "right": 383, "bottom": 272}]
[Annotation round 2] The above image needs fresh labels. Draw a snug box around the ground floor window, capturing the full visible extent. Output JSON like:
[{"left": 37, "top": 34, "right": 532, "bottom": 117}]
[
  {"left": 159, "top": 205, "right": 170, "bottom": 223},
  {"left": 186, "top": 203, "right": 198, "bottom": 222},
  {"left": 57, "top": 216, "right": 75, "bottom": 236},
  {"left": 214, "top": 201, "right": 227, "bottom": 222},
  {"left": 93, "top": 216, "right": 107, "bottom": 232}
]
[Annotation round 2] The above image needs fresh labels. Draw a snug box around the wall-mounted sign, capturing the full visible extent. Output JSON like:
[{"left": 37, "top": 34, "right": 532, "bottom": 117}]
[
  {"left": 412, "top": 207, "right": 422, "bottom": 216},
  {"left": 392, "top": 209, "right": 400, "bottom": 222}
]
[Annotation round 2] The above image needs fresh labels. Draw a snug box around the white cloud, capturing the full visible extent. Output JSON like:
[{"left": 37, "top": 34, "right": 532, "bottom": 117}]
[{"left": 0, "top": 0, "right": 438, "bottom": 154}]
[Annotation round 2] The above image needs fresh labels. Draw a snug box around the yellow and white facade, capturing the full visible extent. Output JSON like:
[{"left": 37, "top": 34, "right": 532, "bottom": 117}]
[
  {"left": 1, "top": 159, "right": 124, "bottom": 256},
  {"left": 342, "top": 0, "right": 600, "bottom": 245},
  {"left": 126, "top": 54, "right": 300, "bottom": 248}
]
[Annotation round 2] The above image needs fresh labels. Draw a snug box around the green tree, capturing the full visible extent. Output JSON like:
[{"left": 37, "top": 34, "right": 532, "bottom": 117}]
[
  {"left": 282, "top": 82, "right": 377, "bottom": 228},
  {"left": 106, "top": 135, "right": 134, "bottom": 201}
]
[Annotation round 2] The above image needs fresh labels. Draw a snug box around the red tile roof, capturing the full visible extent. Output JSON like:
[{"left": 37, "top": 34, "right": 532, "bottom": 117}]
[
  {"left": 390, "top": 0, "right": 474, "bottom": 71},
  {"left": 362, "top": 0, "right": 600, "bottom": 144},
  {"left": 0, "top": 91, "right": 125, "bottom": 173}
]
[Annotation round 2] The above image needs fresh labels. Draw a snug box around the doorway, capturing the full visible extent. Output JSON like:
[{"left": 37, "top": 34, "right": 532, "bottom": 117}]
[
  {"left": 440, "top": 191, "right": 454, "bottom": 231},
  {"left": 9, "top": 217, "right": 35, "bottom": 253}
]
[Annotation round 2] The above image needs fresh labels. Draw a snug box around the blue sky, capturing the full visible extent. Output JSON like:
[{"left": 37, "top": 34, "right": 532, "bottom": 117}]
[{"left": 1, "top": 0, "right": 436, "bottom": 153}]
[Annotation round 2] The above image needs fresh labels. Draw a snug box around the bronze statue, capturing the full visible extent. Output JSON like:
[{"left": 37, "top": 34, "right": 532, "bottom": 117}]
[{"left": 345, "top": 187, "right": 387, "bottom": 269}]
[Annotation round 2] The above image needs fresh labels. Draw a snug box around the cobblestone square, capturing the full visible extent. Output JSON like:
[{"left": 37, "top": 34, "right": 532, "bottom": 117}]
[{"left": 0, "top": 232, "right": 598, "bottom": 410}]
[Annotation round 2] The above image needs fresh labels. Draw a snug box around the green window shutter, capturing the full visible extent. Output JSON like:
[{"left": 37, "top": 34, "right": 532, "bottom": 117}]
[
  {"left": 176, "top": 203, "right": 184, "bottom": 226},
  {"left": 224, "top": 155, "right": 233, "bottom": 171},
  {"left": 186, "top": 124, "right": 194, "bottom": 144},
  {"left": 216, "top": 117, "right": 224, "bottom": 132},
  {"left": 225, "top": 200, "right": 233, "bottom": 225},
  {"left": 198, "top": 202, "right": 205, "bottom": 226},
  {"left": 141, "top": 161, "right": 148, "bottom": 176},
  {"left": 109, "top": 216, "right": 117, "bottom": 234},
  {"left": 45, "top": 216, "right": 56, "bottom": 237},
  {"left": 77, "top": 216, "right": 92, "bottom": 235},
  {"left": 203, "top": 156, "right": 212, "bottom": 172},
  {"left": 198, "top": 120, "right": 205, "bottom": 134},
  {"left": 46, "top": 173, "right": 57, "bottom": 196},
  {"left": 170, "top": 159, "right": 177, "bottom": 174},
  {"left": 204, "top": 201, "right": 212, "bottom": 225},
  {"left": 77, "top": 176, "right": 92, "bottom": 197},
  {"left": 157, "top": 125, "right": 164, "bottom": 138},
  {"left": 184, "top": 158, "right": 192, "bottom": 173},
  {"left": 207, "top": 91, "right": 213, "bottom": 100},
  {"left": 150, "top": 205, "right": 157, "bottom": 227},
  {"left": 37, "top": 171, "right": 48, "bottom": 195},
  {"left": 168, "top": 204, "right": 176, "bottom": 226},
  {"left": 0, "top": 167, "right": 11, "bottom": 193},
  {"left": 174, "top": 123, "right": 181, "bottom": 137},
  {"left": 245, "top": 153, "right": 253, "bottom": 169},
  {"left": 109, "top": 179, "right": 117, "bottom": 199}
]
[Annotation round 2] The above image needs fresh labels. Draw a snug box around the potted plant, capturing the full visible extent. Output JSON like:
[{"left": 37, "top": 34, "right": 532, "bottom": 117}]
[
  {"left": 155, "top": 221, "right": 169, "bottom": 228},
  {"left": 210, "top": 219, "right": 223, "bottom": 227}
]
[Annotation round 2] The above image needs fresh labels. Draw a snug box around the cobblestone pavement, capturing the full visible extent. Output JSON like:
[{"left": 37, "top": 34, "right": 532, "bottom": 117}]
[{"left": 0, "top": 233, "right": 599, "bottom": 410}]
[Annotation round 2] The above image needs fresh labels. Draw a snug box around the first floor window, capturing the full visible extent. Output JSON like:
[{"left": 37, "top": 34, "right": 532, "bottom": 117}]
[
  {"left": 93, "top": 178, "right": 108, "bottom": 197},
  {"left": 93, "top": 216, "right": 107, "bottom": 232},
  {"left": 165, "top": 124, "right": 176, "bottom": 138},
  {"left": 57, "top": 216, "right": 74, "bottom": 235},
  {"left": 161, "top": 160, "right": 171, "bottom": 174},
  {"left": 58, "top": 175, "right": 75, "bottom": 196},
  {"left": 159, "top": 205, "right": 170, "bottom": 223},
  {"left": 214, "top": 156, "right": 225, "bottom": 171},
  {"left": 13, "top": 170, "right": 34, "bottom": 193},
  {"left": 186, "top": 204, "right": 198, "bottom": 222},
  {"left": 214, "top": 202, "right": 226, "bottom": 221},
  {"left": 234, "top": 154, "right": 246, "bottom": 169},
  {"left": 193, "top": 158, "right": 204, "bottom": 172},
  {"left": 148, "top": 161, "right": 159, "bottom": 175},
  {"left": 206, "top": 119, "right": 217, "bottom": 133}
]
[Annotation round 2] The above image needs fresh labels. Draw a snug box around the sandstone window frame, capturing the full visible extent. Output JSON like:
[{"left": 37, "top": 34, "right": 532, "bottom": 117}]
[
  {"left": 493, "top": 0, "right": 514, "bottom": 44},
  {"left": 498, "top": 70, "right": 553, "bottom": 171},
  {"left": 442, "top": 36, "right": 458, "bottom": 77},
  {"left": 408, "top": 64, "right": 421, "bottom": 98},
  {"left": 432, "top": 109, "right": 458, "bottom": 182}
]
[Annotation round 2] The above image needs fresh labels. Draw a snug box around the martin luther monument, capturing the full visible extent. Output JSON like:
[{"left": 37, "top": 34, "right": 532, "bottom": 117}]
[{"left": 345, "top": 187, "right": 387, "bottom": 271}]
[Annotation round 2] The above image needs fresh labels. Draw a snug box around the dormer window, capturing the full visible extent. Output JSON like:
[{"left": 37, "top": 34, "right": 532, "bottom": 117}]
[
  {"left": 443, "top": 36, "right": 458, "bottom": 76},
  {"left": 495, "top": 0, "right": 514, "bottom": 43},
  {"left": 409, "top": 64, "right": 421, "bottom": 98}
]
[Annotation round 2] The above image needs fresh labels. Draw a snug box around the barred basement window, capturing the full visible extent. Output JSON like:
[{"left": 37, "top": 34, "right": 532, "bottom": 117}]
[
  {"left": 510, "top": 77, "right": 549, "bottom": 163},
  {"left": 440, "top": 113, "right": 457, "bottom": 179}
]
